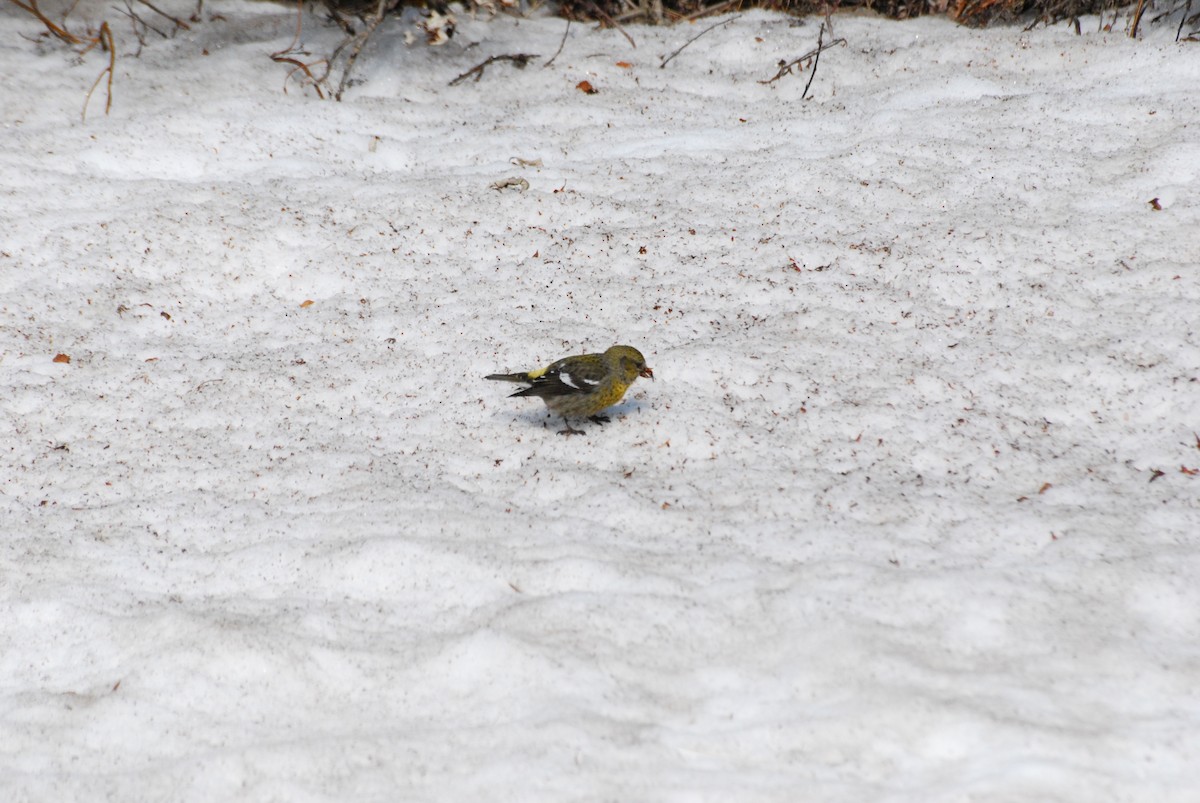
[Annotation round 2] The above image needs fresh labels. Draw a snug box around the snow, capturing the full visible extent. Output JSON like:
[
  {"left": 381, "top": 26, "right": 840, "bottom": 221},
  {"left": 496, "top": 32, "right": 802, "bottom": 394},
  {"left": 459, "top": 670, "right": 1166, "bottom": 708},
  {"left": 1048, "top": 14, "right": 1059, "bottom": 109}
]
[{"left": 2, "top": 2, "right": 1199, "bottom": 799}]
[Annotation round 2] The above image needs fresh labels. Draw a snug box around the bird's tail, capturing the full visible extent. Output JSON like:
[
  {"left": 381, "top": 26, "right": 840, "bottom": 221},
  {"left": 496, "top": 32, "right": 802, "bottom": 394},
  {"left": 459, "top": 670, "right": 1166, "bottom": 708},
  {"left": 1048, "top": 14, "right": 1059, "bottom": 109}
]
[{"left": 485, "top": 372, "right": 531, "bottom": 383}]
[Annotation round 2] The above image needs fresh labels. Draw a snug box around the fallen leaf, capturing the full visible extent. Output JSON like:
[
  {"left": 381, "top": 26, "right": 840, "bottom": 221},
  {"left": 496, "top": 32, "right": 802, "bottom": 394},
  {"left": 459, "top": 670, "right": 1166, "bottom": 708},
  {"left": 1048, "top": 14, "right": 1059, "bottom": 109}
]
[
  {"left": 1038, "top": 482, "right": 1052, "bottom": 494},
  {"left": 490, "top": 177, "right": 529, "bottom": 192},
  {"left": 576, "top": 80, "right": 597, "bottom": 94},
  {"left": 53, "top": 353, "right": 71, "bottom": 364},
  {"left": 1150, "top": 469, "right": 1165, "bottom": 482},
  {"left": 615, "top": 61, "right": 632, "bottom": 69},
  {"left": 1148, "top": 197, "right": 1162, "bottom": 211},
  {"left": 300, "top": 299, "right": 314, "bottom": 308},
  {"left": 1181, "top": 466, "right": 1198, "bottom": 476}
]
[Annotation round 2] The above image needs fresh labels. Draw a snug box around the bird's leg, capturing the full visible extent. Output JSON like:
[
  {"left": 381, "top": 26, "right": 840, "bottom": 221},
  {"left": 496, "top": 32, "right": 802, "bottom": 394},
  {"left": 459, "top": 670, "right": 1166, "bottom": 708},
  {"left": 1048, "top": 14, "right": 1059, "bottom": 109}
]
[
  {"left": 557, "top": 420, "right": 586, "bottom": 436},
  {"left": 589, "top": 415, "right": 611, "bottom": 425}
]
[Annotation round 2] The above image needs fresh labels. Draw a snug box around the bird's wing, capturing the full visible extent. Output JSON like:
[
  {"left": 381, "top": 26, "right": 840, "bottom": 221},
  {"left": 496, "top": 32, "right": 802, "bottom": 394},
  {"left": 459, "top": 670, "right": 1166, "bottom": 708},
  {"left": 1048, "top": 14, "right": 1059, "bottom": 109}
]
[{"left": 511, "top": 362, "right": 603, "bottom": 399}]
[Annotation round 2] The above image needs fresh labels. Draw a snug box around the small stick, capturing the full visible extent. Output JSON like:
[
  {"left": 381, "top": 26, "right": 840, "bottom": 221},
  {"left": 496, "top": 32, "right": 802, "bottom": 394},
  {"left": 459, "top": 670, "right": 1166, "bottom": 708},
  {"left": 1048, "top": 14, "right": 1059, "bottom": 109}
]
[
  {"left": 268, "top": 0, "right": 329, "bottom": 98},
  {"left": 758, "top": 34, "right": 846, "bottom": 85},
  {"left": 801, "top": 21, "right": 826, "bottom": 100},
  {"left": 9, "top": 0, "right": 84, "bottom": 44},
  {"left": 134, "top": 0, "right": 190, "bottom": 30},
  {"left": 117, "top": 0, "right": 162, "bottom": 41},
  {"left": 82, "top": 21, "right": 115, "bottom": 121},
  {"left": 660, "top": 13, "right": 741, "bottom": 69},
  {"left": 586, "top": 1, "right": 635, "bottom": 49},
  {"left": 449, "top": 53, "right": 538, "bottom": 86},
  {"left": 543, "top": 17, "right": 570, "bottom": 67},
  {"left": 680, "top": 0, "right": 740, "bottom": 21},
  {"left": 270, "top": 0, "right": 305, "bottom": 59},
  {"left": 335, "top": 0, "right": 389, "bottom": 101},
  {"left": 273, "top": 53, "right": 327, "bottom": 98},
  {"left": 103, "top": 21, "right": 115, "bottom": 110},
  {"left": 1129, "top": 0, "right": 1148, "bottom": 37}
]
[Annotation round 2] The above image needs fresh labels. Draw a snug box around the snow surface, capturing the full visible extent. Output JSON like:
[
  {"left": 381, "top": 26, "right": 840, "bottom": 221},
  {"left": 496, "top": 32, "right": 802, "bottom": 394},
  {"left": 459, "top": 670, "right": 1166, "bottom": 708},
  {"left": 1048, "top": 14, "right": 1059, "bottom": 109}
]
[{"left": 2, "top": 2, "right": 1199, "bottom": 800}]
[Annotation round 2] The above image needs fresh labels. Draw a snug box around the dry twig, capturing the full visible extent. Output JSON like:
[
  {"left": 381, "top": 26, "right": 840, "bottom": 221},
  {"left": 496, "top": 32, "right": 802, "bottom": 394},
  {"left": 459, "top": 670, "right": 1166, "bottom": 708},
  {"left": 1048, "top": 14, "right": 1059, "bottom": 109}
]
[
  {"left": 270, "top": 0, "right": 329, "bottom": 98},
  {"left": 585, "top": 0, "right": 636, "bottom": 48},
  {"left": 272, "top": 53, "right": 328, "bottom": 98},
  {"left": 679, "top": 0, "right": 742, "bottom": 21},
  {"left": 81, "top": 21, "right": 115, "bottom": 120},
  {"left": 1130, "top": 0, "right": 1148, "bottom": 36},
  {"left": 449, "top": 53, "right": 538, "bottom": 86},
  {"left": 801, "top": 20, "right": 829, "bottom": 99},
  {"left": 544, "top": 18, "right": 571, "bottom": 67},
  {"left": 9, "top": 0, "right": 84, "bottom": 43},
  {"left": 11, "top": 0, "right": 121, "bottom": 118},
  {"left": 335, "top": 0, "right": 392, "bottom": 101},
  {"left": 759, "top": 32, "right": 846, "bottom": 85},
  {"left": 117, "top": 0, "right": 164, "bottom": 43},
  {"left": 660, "top": 13, "right": 741, "bottom": 68},
  {"left": 135, "top": 0, "right": 190, "bottom": 31}
]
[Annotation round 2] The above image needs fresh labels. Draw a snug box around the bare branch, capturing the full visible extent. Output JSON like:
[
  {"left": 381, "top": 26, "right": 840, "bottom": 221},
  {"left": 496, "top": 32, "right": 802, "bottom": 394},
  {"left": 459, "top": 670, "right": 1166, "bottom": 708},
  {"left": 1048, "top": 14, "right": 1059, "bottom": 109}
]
[
  {"left": 272, "top": 53, "right": 328, "bottom": 99},
  {"left": 660, "top": 13, "right": 741, "bottom": 69},
  {"left": 1130, "top": 0, "right": 1149, "bottom": 37},
  {"left": 759, "top": 34, "right": 846, "bottom": 86},
  {"left": 270, "top": 0, "right": 330, "bottom": 99},
  {"left": 585, "top": 0, "right": 636, "bottom": 48},
  {"left": 680, "top": 0, "right": 742, "bottom": 21},
  {"left": 335, "top": 0, "right": 390, "bottom": 101},
  {"left": 8, "top": 0, "right": 84, "bottom": 44},
  {"left": 117, "top": 0, "right": 165, "bottom": 40},
  {"left": 134, "top": 0, "right": 191, "bottom": 32},
  {"left": 543, "top": 18, "right": 570, "bottom": 68},
  {"left": 801, "top": 20, "right": 827, "bottom": 100},
  {"left": 449, "top": 53, "right": 538, "bottom": 87},
  {"left": 82, "top": 21, "right": 115, "bottom": 121}
]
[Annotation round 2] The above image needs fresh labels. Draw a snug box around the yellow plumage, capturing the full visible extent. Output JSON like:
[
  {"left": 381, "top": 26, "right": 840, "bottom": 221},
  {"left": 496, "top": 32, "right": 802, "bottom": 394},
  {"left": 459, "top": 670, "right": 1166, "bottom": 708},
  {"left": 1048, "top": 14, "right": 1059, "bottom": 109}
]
[{"left": 486, "top": 345, "right": 654, "bottom": 435}]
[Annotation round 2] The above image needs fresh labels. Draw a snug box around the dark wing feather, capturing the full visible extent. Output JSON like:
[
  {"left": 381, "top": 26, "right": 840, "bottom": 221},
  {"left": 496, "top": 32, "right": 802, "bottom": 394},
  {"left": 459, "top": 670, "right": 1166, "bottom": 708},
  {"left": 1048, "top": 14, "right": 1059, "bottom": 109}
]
[{"left": 509, "top": 361, "right": 603, "bottom": 399}]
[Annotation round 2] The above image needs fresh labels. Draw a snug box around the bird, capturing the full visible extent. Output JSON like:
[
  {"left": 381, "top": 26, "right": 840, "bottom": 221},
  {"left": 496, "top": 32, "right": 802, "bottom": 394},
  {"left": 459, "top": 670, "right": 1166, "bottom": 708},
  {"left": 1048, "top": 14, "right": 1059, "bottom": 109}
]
[{"left": 486, "top": 345, "right": 654, "bottom": 435}]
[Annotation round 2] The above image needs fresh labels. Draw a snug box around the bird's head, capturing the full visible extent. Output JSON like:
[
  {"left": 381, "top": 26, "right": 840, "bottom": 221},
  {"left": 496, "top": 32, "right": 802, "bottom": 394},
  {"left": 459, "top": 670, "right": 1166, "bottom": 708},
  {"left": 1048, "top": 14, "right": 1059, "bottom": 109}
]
[{"left": 607, "top": 345, "right": 654, "bottom": 382}]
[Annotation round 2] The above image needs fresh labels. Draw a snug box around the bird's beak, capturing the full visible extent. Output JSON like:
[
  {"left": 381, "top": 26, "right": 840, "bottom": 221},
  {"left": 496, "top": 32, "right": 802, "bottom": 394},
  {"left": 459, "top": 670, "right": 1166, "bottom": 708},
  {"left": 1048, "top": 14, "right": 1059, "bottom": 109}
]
[{"left": 641, "top": 366, "right": 654, "bottom": 380}]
